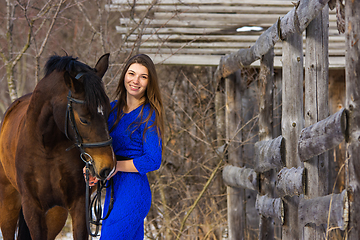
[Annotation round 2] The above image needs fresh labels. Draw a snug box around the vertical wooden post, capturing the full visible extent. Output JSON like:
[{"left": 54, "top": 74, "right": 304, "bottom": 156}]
[
  {"left": 273, "top": 70, "right": 282, "bottom": 139},
  {"left": 258, "top": 48, "right": 275, "bottom": 240},
  {"left": 216, "top": 78, "right": 226, "bottom": 147},
  {"left": 281, "top": 31, "right": 303, "bottom": 239},
  {"left": 239, "top": 70, "right": 259, "bottom": 239},
  {"left": 272, "top": 70, "right": 282, "bottom": 239},
  {"left": 214, "top": 67, "right": 226, "bottom": 239},
  {"left": 303, "top": 4, "right": 330, "bottom": 239},
  {"left": 345, "top": 0, "right": 360, "bottom": 238},
  {"left": 225, "top": 71, "right": 245, "bottom": 239}
]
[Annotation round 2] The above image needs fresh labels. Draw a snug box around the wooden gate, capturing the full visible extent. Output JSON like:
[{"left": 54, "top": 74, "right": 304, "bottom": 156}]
[{"left": 220, "top": 0, "right": 360, "bottom": 239}]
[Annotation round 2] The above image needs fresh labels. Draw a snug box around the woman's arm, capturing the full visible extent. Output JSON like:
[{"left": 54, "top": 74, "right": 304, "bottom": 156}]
[{"left": 107, "top": 159, "right": 138, "bottom": 179}]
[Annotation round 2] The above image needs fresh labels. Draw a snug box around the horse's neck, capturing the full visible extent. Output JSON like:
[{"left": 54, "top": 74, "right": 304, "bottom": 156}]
[{"left": 26, "top": 83, "right": 67, "bottom": 146}]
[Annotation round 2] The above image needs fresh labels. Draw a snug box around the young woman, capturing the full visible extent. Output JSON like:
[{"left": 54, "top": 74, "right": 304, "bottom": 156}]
[{"left": 89, "top": 54, "right": 164, "bottom": 239}]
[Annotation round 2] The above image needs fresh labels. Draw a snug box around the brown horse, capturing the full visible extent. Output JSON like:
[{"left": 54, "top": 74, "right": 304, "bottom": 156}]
[{"left": 0, "top": 53, "right": 115, "bottom": 239}]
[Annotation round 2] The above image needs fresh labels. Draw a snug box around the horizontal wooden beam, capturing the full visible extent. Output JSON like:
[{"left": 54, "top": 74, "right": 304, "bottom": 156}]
[
  {"left": 154, "top": 12, "right": 338, "bottom": 22},
  {"left": 222, "top": 165, "right": 258, "bottom": 191},
  {"left": 107, "top": 5, "right": 294, "bottom": 15},
  {"left": 298, "top": 190, "right": 349, "bottom": 230},
  {"left": 298, "top": 108, "right": 348, "bottom": 162},
  {"left": 115, "top": 24, "right": 345, "bottom": 37},
  {"left": 111, "top": 0, "right": 295, "bottom": 6},
  {"left": 254, "top": 135, "right": 285, "bottom": 173},
  {"left": 255, "top": 194, "right": 284, "bottom": 225},
  {"left": 146, "top": 54, "right": 345, "bottom": 68},
  {"left": 122, "top": 46, "right": 348, "bottom": 57},
  {"left": 117, "top": 15, "right": 339, "bottom": 29},
  {"left": 276, "top": 167, "right": 305, "bottom": 198}
]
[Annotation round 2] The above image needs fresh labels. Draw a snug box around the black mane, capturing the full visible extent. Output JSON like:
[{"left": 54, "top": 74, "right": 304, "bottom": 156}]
[{"left": 44, "top": 55, "right": 108, "bottom": 115}]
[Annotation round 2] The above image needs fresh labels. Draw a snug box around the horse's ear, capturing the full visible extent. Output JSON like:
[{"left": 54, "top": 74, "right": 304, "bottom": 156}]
[
  {"left": 64, "top": 71, "right": 83, "bottom": 93},
  {"left": 94, "top": 53, "right": 110, "bottom": 79}
]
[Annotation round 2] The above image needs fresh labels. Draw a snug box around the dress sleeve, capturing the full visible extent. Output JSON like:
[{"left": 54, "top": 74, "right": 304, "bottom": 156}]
[{"left": 132, "top": 113, "right": 162, "bottom": 175}]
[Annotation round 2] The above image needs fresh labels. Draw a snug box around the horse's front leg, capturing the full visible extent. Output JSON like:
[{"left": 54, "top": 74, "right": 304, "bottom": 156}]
[
  {"left": 0, "top": 166, "right": 21, "bottom": 240},
  {"left": 22, "top": 200, "right": 48, "bottom": 240},
  {"left": 70, "top": 196, "right": 89, "bottom": 240}
]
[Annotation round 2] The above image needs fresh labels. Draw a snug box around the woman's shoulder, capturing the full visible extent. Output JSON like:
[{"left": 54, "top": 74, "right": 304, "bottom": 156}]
[
  {"left": 143, "top": 103, "right": 151, "bottom": 112},
  {"left": 142, "top": 103, "right": 155, "bottom": 120},
  {"left": 110, "top": 100, "right": 118, "bottom": 109}
]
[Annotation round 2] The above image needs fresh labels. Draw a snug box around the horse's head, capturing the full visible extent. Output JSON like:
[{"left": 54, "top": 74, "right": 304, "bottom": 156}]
[{"left": 56, "top": 54, "right": 115, "bottom": 180}]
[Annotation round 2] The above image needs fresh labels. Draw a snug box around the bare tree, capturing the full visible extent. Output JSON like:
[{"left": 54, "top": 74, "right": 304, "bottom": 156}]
[{"left": 0, "top": 0, "right": 67, "bottom": 103}]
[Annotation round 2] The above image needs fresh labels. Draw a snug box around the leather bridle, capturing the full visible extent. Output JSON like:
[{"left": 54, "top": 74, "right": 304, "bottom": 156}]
[
  {"left": 64, "top": 74, "right": 113, "bottom": 162},
  {"left": 64, "top": 72, "right": 114, "bottom": 237}
]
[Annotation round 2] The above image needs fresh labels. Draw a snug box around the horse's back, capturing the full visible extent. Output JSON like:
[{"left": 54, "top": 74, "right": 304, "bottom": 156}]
[
  {"left": 0, "top": 93, "right": 32, "bottom": 187},
  {"left": 1, "top": 93, "right": 31, "bottom": 132}
]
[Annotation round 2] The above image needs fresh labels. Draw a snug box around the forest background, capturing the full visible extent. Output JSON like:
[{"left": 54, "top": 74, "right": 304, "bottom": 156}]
[{"left": 0, "top": 0, "right": 266, "bottom": 239}]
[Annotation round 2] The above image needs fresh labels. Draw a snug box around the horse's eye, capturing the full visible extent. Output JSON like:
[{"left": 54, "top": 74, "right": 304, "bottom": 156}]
[{"left": 79, "top": 118, "right": 89, "bottom": 125}]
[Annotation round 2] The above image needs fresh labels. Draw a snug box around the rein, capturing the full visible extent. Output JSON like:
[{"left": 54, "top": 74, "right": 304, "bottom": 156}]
[
  {"left": 64, "top": 77, "right": 114, "bottom": 237},
  {"left": 84, "top": 169, "right": 114, "bottom": 237}
]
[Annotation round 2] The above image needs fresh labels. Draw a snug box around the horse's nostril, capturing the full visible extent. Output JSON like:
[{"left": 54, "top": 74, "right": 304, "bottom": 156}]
[{"left": 99, "top": 168, "right": 111, "bottom": 179}]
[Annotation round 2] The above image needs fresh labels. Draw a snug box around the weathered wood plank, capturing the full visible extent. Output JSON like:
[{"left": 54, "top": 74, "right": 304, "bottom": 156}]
[
  {"left": 122, "top": 46, "right": 344, "bottom": 58},
  {"left": 111, "top": 0, "right": 294, "bottom": 6},
  {"left": 258, "top": 47, "right": 275, "bottom": 240},
  {"left": 107, "top": 5, "right": 294, "bottom": 14},
  {"left": 120, "top": 27, "right": 344, "bottom": 42},
  {"left": 119, "top": 17, "right": 279, "bottom": 29},
  {"left": 276, "top": 167, "right": 305, "bottom": 198},
  {"left": 298, "top": 108, "right": 347, "bottom": 162},
  {"left": 115, "top": 25, "right": 348, "bottom": 38},
  {"left": 298, "top": 190, "right": 349, "bottom": 231},
  {"left": 303, "top": 6, "right": 330, "bottom": 238},
  {"left": 127, "top": 34, "right": 263, "bottom": 42},
  {"left": 225, "top": 72, "right": 246, "bottom": 239},
  {"left": 254, "top": 135, "right": 285, "bottom": 173},
  {"left": 146, "top": 54, "right": 345, "bottom": 69},
  {"left": 281, "top": 22, "right": 304, "bottom": 238},
  {"left": 255, "top": 194, "right": 284, "bottom": 225},
  {"left": 154, "top": 12, "right": 338, "bottom": 22},
  {"left": 154, "top": 12, "right": 289, "bottom": 22},
  {"left": 117, "top": 15, "right": 338, "bottom": 30},
  {"left": 222, "top": 165, "right": 258, "bottom": 191},
  {"left": 345, "top": 0, "right": 360, "bottom": 238}
]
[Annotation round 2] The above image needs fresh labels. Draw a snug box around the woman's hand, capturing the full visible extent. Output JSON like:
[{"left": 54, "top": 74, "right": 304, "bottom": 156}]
[{"left": 83, "top": 167, "right": 99, "bottom": 187}]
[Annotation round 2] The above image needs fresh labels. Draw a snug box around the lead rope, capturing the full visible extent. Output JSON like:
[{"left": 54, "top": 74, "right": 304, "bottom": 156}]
[{"left": 85, "top": 162, "right": 114, "bottom": 237}]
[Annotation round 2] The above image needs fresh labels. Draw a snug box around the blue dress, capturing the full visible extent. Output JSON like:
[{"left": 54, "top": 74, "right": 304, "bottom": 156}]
[{"left": 100, "top": 101, "right": 162, "bottom": 239}]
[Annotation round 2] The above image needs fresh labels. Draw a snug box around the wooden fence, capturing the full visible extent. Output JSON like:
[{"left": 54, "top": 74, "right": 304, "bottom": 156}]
[{"left": 220, "top": 0, "right": 359, "bottom": 239}]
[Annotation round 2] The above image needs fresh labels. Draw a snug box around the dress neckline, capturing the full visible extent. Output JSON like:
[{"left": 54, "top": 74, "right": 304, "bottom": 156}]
[{"left": 123, "top": 103, "right": 144, "bottom": 115}]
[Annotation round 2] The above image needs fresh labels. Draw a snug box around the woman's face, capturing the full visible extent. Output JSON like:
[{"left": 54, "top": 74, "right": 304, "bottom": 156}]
[{"left": 124, "top": 63, "right": 149, "bottom": 101}]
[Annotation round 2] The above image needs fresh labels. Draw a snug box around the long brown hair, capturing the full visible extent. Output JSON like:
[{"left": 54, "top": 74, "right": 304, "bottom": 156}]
[{"left": 111, "top": 54, "right": 164, "bottom": 142}]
